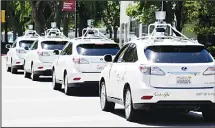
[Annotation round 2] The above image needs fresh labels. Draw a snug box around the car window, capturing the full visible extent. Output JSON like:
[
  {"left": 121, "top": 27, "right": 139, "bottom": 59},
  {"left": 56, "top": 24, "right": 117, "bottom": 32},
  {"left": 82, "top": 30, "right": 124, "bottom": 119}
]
[
  {"left": 12, "top": 41, "right": 17, "bottom": 48},
  {"left": 19, "top": 40, "right": 35, "bottom": 48},
  {"left": 144, "top": 45, "right": 213, "bottom": 63},
  {"left": 41, "top": 41, "right": 68, "bottom": 50},
  {"left": 31, "top": 40, "right": 38, "bottom": 50},
  {"left": 123, "top": 44, "right": 138, "bottom": 63},
  {"left": 113, "top": 44, "right": 129, "bottom": 63},
  {"left": 61, "top": 42, "right": 72, "bottom": 55},
  {"left": 76, "top": 43, "right": 119, "bottom": 56}
]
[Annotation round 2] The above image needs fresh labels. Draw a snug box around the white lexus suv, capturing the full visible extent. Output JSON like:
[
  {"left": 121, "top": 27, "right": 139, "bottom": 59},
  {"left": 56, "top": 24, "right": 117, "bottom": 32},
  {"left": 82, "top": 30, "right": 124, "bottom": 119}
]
[
  {"left": 52, "top": 27, "right": 120, "bottom": 95},
  {"left": 5, "top": 28, "right": 40, "bottom": 74},
  {"left": 99, "top": 11, "right": 215, "bottom": 122},
  {"left": 24, "top": 27, "right": 69, "bottom": 81}
]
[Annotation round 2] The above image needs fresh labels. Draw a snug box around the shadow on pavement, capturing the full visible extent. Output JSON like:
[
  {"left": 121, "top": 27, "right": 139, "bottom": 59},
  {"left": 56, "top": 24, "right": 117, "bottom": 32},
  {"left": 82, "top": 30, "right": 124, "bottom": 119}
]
[
  {"left": 58, "top": 86, "right": 99, "bottom": 97},
  {"left": 112, "top": 109, "right": 215, "bottom": 126}
]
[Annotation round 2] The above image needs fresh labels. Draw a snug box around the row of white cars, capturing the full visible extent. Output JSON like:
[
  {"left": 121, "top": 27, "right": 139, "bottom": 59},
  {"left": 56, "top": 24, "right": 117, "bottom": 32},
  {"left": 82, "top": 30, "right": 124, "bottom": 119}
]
[{"left": 5, "top": 13, "right": 215, "bottom": 122}]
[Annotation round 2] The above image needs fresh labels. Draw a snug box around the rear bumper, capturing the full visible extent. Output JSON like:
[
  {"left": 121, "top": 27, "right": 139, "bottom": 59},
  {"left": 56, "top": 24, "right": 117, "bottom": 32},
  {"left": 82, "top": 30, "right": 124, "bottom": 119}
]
[
  {"left": 33, "top": 61, "right": 53, "bottom": 73},
  {"left": 132, "top": 87, "right": 215, "bottom": 104},
  {"left": 12, "top": 58, "right": 24, "bottom": 69},
  {"left": 68, "top": 81, "right": 99, "bottom": 87},
  {"left": 133, "top": 101, "right": 215, "bottom": 110},
  {"left": 34, "top": 69, "right": 52, "bottom": 76},
  {"left": 68, "top": 72, "right": 100, "bottom": 84}
]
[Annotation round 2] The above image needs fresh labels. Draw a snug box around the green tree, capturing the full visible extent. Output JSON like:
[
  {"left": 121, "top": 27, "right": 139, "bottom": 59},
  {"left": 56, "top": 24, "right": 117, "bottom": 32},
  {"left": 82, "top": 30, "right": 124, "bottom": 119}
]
[
  {"left": 102, "top": 1, "right": 120, "bottom": 42},
  {"left": 126, "top": 1, "right": 189, "bottom": 35}
]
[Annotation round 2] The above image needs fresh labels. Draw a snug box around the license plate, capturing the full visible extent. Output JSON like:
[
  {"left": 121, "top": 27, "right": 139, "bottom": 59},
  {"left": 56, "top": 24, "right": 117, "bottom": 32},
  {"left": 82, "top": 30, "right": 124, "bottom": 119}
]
[{"left": 176, "top": 76, "right": 191, "bottom": 84}]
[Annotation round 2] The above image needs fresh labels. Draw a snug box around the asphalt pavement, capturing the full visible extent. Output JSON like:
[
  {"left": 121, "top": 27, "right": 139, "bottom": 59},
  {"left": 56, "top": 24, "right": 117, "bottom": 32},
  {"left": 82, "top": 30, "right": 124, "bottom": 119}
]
[{"left": 2, "top": 56, "right": 215, "bottom": 127}]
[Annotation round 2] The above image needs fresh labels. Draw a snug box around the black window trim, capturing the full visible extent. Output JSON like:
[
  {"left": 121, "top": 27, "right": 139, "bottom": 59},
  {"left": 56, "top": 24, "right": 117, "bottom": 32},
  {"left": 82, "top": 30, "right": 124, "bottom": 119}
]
[
  {"left": 113, "top": 44, "right": 130, "bottom": 63},
  {"left": 123, "top": 43, "right": 138, "bottom": 63},
  {"left": 61, "top": 42, "right": 73, "bottom": 55}
]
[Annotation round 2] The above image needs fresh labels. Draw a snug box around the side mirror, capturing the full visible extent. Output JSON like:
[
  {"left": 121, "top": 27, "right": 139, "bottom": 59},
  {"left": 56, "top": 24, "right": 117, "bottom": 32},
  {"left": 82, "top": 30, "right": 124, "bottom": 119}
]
[
  {"left": 53, "top": 49, "right": 59, "bottom": 55},
  {"left": 104, "top": 54, "right": 112, "bottom": 62},
  {"left": 24, "top": 46, "right": 29, "bottom": 50},
  {"left": 5, "top": 44, "right": 11, "bottom": 49}
]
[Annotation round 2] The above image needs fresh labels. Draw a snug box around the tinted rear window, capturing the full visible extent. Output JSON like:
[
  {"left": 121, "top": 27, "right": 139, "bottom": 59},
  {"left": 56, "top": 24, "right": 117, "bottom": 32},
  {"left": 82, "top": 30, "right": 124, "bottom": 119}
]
[
  {"left": 77, "top": 44, "right": 120, "bottom": 56},
  {"left": 41, "top": 41, "right": 67, "bottom": 50},
  {"left": 144, "top": 46, "right": 213, "bottom": 63},
  {"left": 19, "top": 40, "right": 35, "bottom": 48}
]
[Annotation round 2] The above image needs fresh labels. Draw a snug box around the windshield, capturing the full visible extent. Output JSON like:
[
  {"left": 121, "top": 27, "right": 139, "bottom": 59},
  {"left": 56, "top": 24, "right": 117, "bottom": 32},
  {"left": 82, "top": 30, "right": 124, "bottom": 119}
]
[
  {"left": 144, "top": 45, "right": 213, "bottom": 63},
  {"left": 41, "top": 41, "right": 68, "bottom": 50},
  {"left": 19, "top": 40, "right": 35, "bottom": 48},
  {"left": 77, "top": 44, "right": 120, "bottom": 56}
]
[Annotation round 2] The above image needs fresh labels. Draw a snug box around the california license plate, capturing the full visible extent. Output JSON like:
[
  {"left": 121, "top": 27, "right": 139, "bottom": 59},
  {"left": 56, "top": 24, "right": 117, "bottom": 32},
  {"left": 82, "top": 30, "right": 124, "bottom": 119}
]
[{"left": 176, "top": 76, "right": 191, "bottom": 84}]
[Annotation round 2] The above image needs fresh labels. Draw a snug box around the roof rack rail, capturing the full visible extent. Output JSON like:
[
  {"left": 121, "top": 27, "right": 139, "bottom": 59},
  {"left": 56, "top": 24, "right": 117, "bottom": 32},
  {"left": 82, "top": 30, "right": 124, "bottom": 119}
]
[
  {"left": 23, "top": 25, "right": 40, "bottom": 38},
  {"left": 137, "top": 11, "right": 196, "bottom": 44},
  {"left": 73, "top": 27, "right": 112, "bottom": 41},
  {"left": 44, "top": 22, "right": 67, "bottom": 38}
]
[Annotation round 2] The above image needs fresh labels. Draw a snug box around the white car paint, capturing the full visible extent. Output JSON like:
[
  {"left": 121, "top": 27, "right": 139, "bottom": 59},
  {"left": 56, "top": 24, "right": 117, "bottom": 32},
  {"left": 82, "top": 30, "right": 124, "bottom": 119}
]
[
  {"left": 52, "top": 37, "right": 120, "bottom": 92},
  {"left": 24, "top": 36, "right": 69, "bottom": 78},
  {"left": 100, "top": 37, "right": 215, "bottom": 121},
  {"left": 6, "top": 36, "right": 38, "bottom": 73}
]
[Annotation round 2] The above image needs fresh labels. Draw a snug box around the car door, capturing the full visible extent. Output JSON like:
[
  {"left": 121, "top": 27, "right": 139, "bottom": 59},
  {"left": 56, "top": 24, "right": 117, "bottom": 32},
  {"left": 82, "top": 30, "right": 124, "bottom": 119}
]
[
  {"left": 118, "top": 43, "right": 138, "bottom": 100},
  {"left": 108, "top": 44, "right": 129, "bottom": 99},
  {"left": 56, "top": 42, "right": 73, "bottom": 81}
]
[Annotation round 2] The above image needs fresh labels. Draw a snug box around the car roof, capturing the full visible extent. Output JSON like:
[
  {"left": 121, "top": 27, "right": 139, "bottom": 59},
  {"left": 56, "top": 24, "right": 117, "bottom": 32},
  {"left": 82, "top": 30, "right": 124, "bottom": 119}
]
[
  {"left": 37, "top": 36, "right": 70, "bottom": 42},
  {"left": 71, "top": 38, "right": 117, "bottom": 45},
  {"left": 16, "top": 36, "right": 39, "bottom": 41},
  {"left": 129, "top": 37, "right": 204, "bottom": 49}
]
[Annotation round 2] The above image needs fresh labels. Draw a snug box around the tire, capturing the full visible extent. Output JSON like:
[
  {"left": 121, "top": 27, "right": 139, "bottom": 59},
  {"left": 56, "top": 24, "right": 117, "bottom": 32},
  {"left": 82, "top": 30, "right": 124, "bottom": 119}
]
[
  {"left": 124, "top": 88, "right": 139, "bottom": 122},
  {"left": 64, "top": 73, "right": 72, "bottom": 95},
  {"left": 52, "top": 70, "right": 62, "bottom": 90},
  {"left": 6, "top": 64, "right": 11, "bottom": 72},
  {"left": 24, "top": 68, "right": 31, "bottom": 78},
  {"left": 202, "top": 109, "right": 215, "bottom": 122},
  {"left": 31, "top": 64, "right": 39, "bottom": 81},
  {"left": 100, "top": 81, "right": 115, "bottom": 112},
  {"left": 11, "top": 58, "right": 17, "bottom": 74}
]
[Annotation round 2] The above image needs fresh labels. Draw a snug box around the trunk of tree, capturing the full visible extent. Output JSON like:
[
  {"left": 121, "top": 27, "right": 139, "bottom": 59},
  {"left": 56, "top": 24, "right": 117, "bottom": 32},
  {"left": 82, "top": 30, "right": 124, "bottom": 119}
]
[
  {"left": 109, "top": 26, "right": 112, "bottom": 39},
  {"left": 78, "top": 2, "right": 88, "bottom": 36},
  {"left": 63, "top": 12, "right": 70, "bottom": 37},
  {"left": 30, "top": 1, "right": 45, "bottom": 35},
  {"left": 174, "top": 2, "right": 185, "bottom": 36},
  {"left": 55, "top": 2, "right": 62, "bottom": 29},
  {"left": 113, "top": 26, "right": 118, "bottom": 42}
]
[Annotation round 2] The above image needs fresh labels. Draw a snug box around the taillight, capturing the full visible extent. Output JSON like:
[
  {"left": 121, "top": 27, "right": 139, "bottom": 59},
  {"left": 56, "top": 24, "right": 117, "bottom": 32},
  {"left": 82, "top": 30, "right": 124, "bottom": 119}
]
[
  {"left": 139, "top": 65, "right": 165, "bottom": 76},
  {"left": 73, "top": 57, "right": 89, "bottom": 64},
  {"left": 16, "top": 49, "right": 26, "bottom": 53},
  {"left": 203, "top": 66, "right": 215, "bottom": 75},
  {"left": 37, "top": 51, "right": 50, "bottom": 56}
]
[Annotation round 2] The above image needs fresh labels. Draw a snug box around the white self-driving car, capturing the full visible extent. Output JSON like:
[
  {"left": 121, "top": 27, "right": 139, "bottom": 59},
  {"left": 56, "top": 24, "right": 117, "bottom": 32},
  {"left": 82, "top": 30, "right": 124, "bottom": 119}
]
[
  {"left": 5, "top": 28, "right": 40, "bottom": 74},
  {"left": 99, "top": 11, "right": 215, "bottom": 122},
  {"left": 52, "top": 27, "right": 120, "bottom": 95},
  {"left": 24, "top": 27, "right": 69, "bottom": 81}
]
